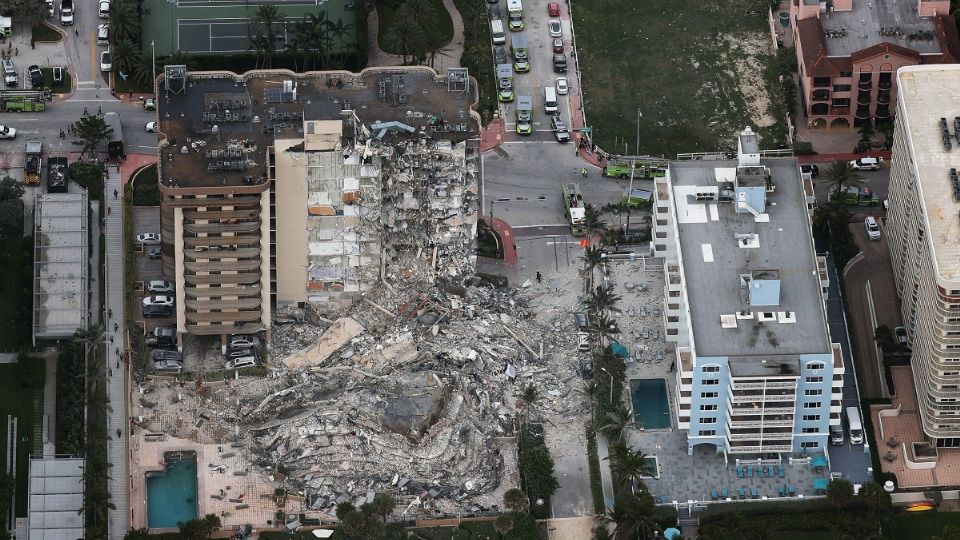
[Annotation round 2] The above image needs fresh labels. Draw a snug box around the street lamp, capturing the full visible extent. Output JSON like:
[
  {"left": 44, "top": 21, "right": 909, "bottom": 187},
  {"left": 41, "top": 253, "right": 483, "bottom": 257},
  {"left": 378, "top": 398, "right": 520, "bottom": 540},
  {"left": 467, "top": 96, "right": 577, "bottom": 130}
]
[
  {"left": 600, "top": 367, "right": 614, "bottom": 404},
  {"left": 151, "top": 40, "right": 156, "bottom": 92}
]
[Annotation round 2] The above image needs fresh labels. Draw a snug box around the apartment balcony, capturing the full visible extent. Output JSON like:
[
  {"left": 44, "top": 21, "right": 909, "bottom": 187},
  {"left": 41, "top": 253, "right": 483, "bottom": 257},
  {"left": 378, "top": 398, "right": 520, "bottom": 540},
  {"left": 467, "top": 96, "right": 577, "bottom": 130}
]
[
  {"left": 183, "top": 247, "right": 261, "bottom": 261},
  {"left": 730, "top": 405, "right": 794, "bottom": 415},
  {"left": 830, "top": 107, "right": 850, "bottom": 116},
  {"left": 729, "top": 419, "right": 794, "bottom": 429},
  {"left": 811, "top": 89, "right": 830, "bottom": 101},
  {"left": 875, "top": 107, "right": 890, "bottom": 120},
  {"left": 877, "top": 91, "right": 890, "bottom": 105},
  {"left": 731, "top": 393, "right": 795, "bottom": 403},
  {"left": 728, "top": 444, "right": 793, "bottom": 453},
  {"left": 857, "top": 91, "right": 872, "bottom": 105},
  {"left": 858, "top": 78, "right": 873, "bottom": 90},
  {"left": 184, "top": 284, "right": 261, "bottom": 298},
  {"left": 855, "top": 107, "right": 871, "bottom": 120},
  {"left": 731, "top": 380, "right": 796, "bottom": 390},
  {"left": 183, "top": 235, "right": 260, "bottom": 248},
  {"left": 878, "top": 80, "right": 892, "bottom": 90}
]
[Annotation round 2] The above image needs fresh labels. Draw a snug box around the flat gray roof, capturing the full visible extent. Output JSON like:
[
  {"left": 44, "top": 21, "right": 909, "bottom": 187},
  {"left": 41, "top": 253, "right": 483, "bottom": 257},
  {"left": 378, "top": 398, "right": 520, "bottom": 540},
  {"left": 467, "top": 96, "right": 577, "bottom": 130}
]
[
  {"left": 670, "top": 158, "right": 831, "bottom": 358},
  {"left": 33, "top": 193, "right": 88, "bottom": 342},
  {"left": 822, "top": 0, "right": 941, "bottom": 57},
  {"left": 28, "top": 457, "right": 84, "bottom": 540}
]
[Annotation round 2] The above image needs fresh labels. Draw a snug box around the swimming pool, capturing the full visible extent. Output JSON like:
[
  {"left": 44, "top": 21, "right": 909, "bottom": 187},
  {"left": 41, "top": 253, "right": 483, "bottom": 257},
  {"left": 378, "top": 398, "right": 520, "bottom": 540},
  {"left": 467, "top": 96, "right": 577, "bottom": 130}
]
[
  {"left": 630, "top": 378, "right": 671, "bottom": 429},
  {"left": 147, "top": 452, "right": 198, "bottom": 528}
]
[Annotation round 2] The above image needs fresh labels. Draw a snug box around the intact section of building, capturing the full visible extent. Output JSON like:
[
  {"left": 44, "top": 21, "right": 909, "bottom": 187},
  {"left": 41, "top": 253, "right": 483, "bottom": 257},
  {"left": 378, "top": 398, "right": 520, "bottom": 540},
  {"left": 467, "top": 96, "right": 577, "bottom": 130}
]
[
  {"left": 32, "top": 193, "right": 89, "bottom": 343},
  {"left": 790, "top": 0, "right": 960, "bottom": 129},
  {"left": 655, "top": 128, "right": 842, "bottom": 459},
  {"left": 156, "top": 67, "right": 478, "bottom": 344},
  {"left": 887, "top": 65, "right": 960, "bottom": 445}
]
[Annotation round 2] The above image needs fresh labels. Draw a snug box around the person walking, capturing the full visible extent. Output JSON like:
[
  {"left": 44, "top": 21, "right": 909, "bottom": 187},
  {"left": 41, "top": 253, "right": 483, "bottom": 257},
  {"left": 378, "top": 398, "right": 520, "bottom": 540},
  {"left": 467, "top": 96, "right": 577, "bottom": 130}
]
[
  {"left": 113, "top": 322, "right": 118, "bottom": 332},
  {"left": 107, "top": 206, "right": 111, "bottom": 215},
  {"left": 113, "top": 189, "right": 118, "bottom": 199}
]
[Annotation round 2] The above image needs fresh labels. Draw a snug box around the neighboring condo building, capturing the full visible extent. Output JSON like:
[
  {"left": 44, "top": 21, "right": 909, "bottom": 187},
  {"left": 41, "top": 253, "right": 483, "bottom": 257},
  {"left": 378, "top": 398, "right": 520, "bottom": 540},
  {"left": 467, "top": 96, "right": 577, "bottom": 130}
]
[
  {"left": 790, "top": 0, "right": 960, "bottom": 129},
  {"left": 653, "top": 128, "right": 843, "bottom": 458},
  {"left": 887, "top": 64, "right": 960, "bottom": 446},
  {"left": 154, "top": 67, "right": 478, "bottom": 347}
]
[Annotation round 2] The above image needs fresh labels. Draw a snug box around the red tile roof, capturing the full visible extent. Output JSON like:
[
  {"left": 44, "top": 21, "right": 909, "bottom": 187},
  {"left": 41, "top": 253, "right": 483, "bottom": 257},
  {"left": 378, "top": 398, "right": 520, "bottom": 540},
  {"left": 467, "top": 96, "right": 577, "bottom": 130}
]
[
  {"left": 795, "top": 17, "right": 850, "bottom": 77},
  {"left": 850, "top": 42, "right": 921, "bottom": 63},
  {"left": 930, "top": 14, "right": 960, "bottom": 64}
]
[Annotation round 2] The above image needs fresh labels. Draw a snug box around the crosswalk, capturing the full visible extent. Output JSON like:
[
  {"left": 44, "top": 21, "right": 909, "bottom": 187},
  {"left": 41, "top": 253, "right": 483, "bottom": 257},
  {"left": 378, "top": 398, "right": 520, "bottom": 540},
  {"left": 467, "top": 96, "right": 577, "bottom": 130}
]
[{"left": 103, "top": 167, "right": 129, "bottom": 538}]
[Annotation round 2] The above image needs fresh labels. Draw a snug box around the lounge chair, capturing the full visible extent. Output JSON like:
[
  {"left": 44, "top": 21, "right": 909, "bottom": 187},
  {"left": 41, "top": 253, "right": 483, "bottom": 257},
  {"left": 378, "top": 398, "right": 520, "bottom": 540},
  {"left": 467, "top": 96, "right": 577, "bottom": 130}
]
[
  {"left": 721, "top": 487, "right": 729, "bottom": 498},
  {"left": 788, "top": 485, "right": 796, "bottom": 495},
  {"left": 778, "top": 466, "right": 785, "bottom": 478},
  {"left": 778, "top": 485, "right": 786, "bottom": 496},
  {"left": 711, "top": 489, "right": 719, "bottom": 500},
  {"left": 751, "top": 487, "right": 759, "bottom": 499},
  {"left": 758, "top": 467, "right": 765, "bottom": 478},
  {"left": 738, "top": 487, "right": 746, "bottom": 499},
  {"left": 736, "top": 467, "right": 744, "bottom": 479},
  {"left": 768, "top": 466, "right": 775, "bottom": 477},
  {"left": 747, "top": 466, "right": 754, "bottom": 478}
]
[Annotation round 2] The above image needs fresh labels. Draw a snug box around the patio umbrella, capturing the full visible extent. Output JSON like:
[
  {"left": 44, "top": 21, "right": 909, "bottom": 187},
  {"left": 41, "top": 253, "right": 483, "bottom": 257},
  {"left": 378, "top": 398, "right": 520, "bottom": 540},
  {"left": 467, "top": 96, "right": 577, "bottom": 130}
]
[
  {"left": 813, "top": 477, "right": 829, "bottom": 493},
  {"left": 811, "top": 455, "right": 828, "bottom": 467},
  {"left": 664, "top": 528, "right": 682, "bottom": 540}
]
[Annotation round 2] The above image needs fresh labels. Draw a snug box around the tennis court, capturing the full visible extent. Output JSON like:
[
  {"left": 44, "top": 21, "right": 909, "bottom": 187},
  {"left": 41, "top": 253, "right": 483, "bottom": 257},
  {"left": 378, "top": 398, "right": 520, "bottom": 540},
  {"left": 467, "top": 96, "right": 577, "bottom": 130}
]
[{"left": 178, "top": 18, "right": 298, "bottom": 53}]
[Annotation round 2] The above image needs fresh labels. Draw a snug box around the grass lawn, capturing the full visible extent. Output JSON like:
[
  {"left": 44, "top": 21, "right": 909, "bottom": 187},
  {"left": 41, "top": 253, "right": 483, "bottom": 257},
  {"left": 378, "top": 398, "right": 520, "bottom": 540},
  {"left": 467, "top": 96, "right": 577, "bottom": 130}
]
[
  {"left": 31, "top": 22, "right": 62, "bottom": 43},
  {"left": 376, "top": 0, "right": 453, "bottom": 55},
  {"left": 131, "top": 164, "right": 160, "bottom": 206},
  {"left": 574, "top": 0, "right": 788, "bottom": 157},
  {"left": 0, "top": 363, "right": 41, "bottom": 518},
  {"left": 0, "top": 236, "right": 33, "bottom": 351},
  {"left": 40, "top": 67, "right": 71, "bottom": 95},
  {"left": 894, "top": 511, "right": 960, "bottom": 539},
  {"left": 409, "top": 521, "right": 498, "bottom": 539}
]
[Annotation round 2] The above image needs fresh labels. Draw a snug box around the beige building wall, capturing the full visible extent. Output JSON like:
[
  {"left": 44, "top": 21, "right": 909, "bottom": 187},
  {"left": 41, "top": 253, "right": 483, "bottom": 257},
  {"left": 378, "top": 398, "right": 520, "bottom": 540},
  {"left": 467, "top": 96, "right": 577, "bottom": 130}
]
[
  {"left": 258, "top": 190, "right": 273, "bottom": 331},
  {"left": 273, "top": 138, "right": 310, "bottom": 305}
]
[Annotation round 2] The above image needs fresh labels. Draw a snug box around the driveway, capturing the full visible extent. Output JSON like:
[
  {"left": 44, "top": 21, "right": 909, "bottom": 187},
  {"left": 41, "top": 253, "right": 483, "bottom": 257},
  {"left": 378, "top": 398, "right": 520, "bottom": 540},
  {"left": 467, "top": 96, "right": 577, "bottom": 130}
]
[{"left": 841, "top": 222, "right": 902, "bottom": 399}]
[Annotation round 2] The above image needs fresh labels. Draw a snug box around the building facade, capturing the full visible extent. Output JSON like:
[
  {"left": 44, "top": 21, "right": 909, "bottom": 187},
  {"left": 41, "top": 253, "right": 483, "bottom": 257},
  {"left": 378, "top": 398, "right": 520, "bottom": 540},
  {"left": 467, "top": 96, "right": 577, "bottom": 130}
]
[
  {"left": 154, "top": 67, "right": 478, "bottom": 347},
  {"left": 654, "top": 128, "right": 843, "bottom": 459},
  {"left": 887, "top": 65, "right": 960, "bottom": 446},
  {"left": 790, "top": 0, "right": 960, "bottom": 129}
]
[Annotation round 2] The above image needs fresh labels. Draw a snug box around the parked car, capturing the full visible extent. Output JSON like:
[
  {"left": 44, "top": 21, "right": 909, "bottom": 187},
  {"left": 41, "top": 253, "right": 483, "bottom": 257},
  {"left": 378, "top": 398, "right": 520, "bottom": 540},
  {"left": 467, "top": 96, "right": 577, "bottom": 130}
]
[
  {"left": 142, "top": 295, "right": 174, "bottom": 307},
  {"left": 552, "top": 37, "right": 563, "bottom": 53},
  {"left": 894, "top": 326, "right": 909, "bottom": 348},
  {"left": 2, "top": 59, "right": 18, "bottom": 87},
  {"left": 100, "top": 51, "right": 111, "bottom": 72},
  {"left": 228, "top": 335, "right": 257, "bottom": 349},
  {"left": 136, "top": 233, "right": 161, "bottom": 244},
  {"left": 0, "top": 125, "right": 16, "bottom": 140},
  {"left": 224, "top": 356, "right": 258, "bottom": 370},
  {"left": 573, "top": 312, "right": 588, "bottom": 330},
  {"left": 145, "top": 121, "right": 158, "bottom": 133},
  {"left": 147, "top": 280, "right": 174, "bottom": 293},
  {"left": 850, "top": 157, "right": 882, "bottom": 171},
  {"left": 864, "top": 216, "right": 881, "bottom": 240},
  {"left": 98, "top": 0, "right": 110, "bottom": 18},
  {"left": 143, "top": 97, "right": 156, "bottom": 111},
  {"left": 147, "top": 246, "right": 162, "bottom": 259},
  {"left": 555, "top": 77, "right": 568, "bottom": 95},
  {"left": 151, "top": 349, "right": 182, "bottom": 362},
  {"left": 547, "top": 2, "right": 559, "bottom": 17},
  {"left": 493, "top": 46, "right": 507, "bottom": 65},
  {"left": 548, "top": 19, "right": 561, "bottom": 37},
  {"left": 97, "top": 23, "right": 108, "bottom": 44},
  {"left": 152, "top": 359, "right": 182, "bottom": 373},
  {"left": 578, "top": 356, "right": 593, "bottom": 379},
  {"left": 226, "top": 347, "right": 256, "bottom": 359},
  {"left": 552, "top": 53, "right": 567, "bottom": 73},
  {"left": 28, "top": 65, "right": 42, "bottom": 88},
  {"left": 551, "top": 114, "right": 570, "bottom": 143},
  {"left": 142, "top": 304, "right": 172, "bottom": 318},
  {"left": 145, "top": 326, "right": 175, "bottom": 347}
]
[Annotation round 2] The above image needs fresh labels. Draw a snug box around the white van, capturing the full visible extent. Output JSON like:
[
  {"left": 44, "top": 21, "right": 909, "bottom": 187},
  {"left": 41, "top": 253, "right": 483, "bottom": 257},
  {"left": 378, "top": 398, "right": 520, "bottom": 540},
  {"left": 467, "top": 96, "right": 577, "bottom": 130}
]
[
  {"left": 544, "top": 86, "right": 558, "bottom": 114},
  {"left": 846, "top": 406, "right": 864, "bottom": 445},
  {"left": 490, "top": 19, "right": 506, "bottom": 45}
]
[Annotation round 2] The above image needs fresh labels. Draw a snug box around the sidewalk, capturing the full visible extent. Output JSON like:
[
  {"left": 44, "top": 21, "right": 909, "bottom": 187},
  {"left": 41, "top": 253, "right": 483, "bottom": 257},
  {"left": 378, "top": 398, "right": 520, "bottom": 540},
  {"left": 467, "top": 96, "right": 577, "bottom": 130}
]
[
  {"left": 104, "top": 167, "right": 130, "bottom": 538},
  {"left": 797, "top": 151, "right": 891, "bottom": 164}
]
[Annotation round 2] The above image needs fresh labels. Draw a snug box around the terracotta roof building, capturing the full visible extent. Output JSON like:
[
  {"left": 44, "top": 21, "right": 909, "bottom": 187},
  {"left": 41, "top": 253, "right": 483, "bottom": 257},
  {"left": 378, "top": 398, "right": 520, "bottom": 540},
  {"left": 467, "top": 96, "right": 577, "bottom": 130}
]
[{"left": 790, "top": 0, "right": 960, "bottom": 130}]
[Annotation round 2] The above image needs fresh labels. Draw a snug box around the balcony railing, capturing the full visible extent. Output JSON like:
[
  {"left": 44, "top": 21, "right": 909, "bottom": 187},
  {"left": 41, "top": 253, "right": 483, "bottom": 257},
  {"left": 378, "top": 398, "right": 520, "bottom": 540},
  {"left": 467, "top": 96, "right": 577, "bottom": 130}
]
[
  {"left": 730, "top": 405, "right": 795, "bottom": 415},
  {"left": 731, "top": 393, "right": 795, "bottom": 403},
  {"left": 858, "top": 79, "right": 873, "bottom": 89},
  {"left": 831, "top": 107, "right": 850, "bottom": 116},
  {"left": 729, "top": 419, "right": 795, "bottom": 429},
  {"left": 728, "top": 444, "right": 793, "bottom": 453},
  {"left": 731, "top": 380, "right": 797, "bottom": 390},
  {"left": 878, "top": 80, "right": 892, "bottom": 90}
]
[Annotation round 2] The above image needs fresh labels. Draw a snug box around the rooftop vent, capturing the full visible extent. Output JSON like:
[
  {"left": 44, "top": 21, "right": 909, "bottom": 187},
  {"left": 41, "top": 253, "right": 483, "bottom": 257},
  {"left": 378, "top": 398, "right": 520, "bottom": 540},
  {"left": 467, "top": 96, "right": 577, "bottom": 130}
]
[
  {"left": 721, "top": 314, "right": 738, "bottom": 329},
  {"left": 736, "top": 233, "right": 759, "bottom": 248}
]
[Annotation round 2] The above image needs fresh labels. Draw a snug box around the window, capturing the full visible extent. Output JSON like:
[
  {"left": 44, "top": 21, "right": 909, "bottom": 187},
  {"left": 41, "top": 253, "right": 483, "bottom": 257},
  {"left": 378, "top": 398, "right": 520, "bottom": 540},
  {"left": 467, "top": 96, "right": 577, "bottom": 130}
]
[
  {"left": 702, "top": 379, "right": 719, "bottom": 386},
  {"left": 833, "top": 84, "right": 851, "bottom": 92},
  {"left": 803, "top": 414, "right": 821, "bottom": 421},
  {"left": 802, "top": 427, "right": 819, "bottom": 434},
  {"left": 801, "top": 441, "right": 819, "bottom": 448},
  {"left": 804, "top": 389, "right": 823, "bottom": 396},
  {"left": 806, "top": 376, "right": 823, "bottom": 383},
  {"left": 804, "top": 401, "right": 822, "bottom": 409},
  {"left": 700, "top": 417, "right": 717, "bottom": 424},
  {"left": 702, "top": 366, "right": 720, "bottom": 373},
  {"left": 699, "top": 404, "right": 718, "bottom": 411},
  {"left": 698, "top": 430, "right": 716, "bottom": 437},
  {"left": 807, "top": 362, "right": 825, "bottom": 371},
  {"left": 701, "top": 392, "right": 719, "bottom": 399}
]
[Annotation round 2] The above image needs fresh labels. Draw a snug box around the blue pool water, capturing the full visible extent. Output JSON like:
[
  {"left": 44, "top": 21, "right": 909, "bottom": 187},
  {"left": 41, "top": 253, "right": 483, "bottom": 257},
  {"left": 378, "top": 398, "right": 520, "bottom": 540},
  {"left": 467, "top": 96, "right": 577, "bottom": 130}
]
[
  {"left": 630, "top": 378, "right": 671, "bottom": 429},
  {"left": 147, "top": 455, "right": 198, "bottom": 528}
]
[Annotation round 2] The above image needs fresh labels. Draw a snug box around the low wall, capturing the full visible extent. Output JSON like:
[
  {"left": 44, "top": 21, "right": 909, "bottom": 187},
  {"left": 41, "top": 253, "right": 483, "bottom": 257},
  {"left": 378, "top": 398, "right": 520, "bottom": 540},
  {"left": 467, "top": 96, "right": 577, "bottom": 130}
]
[
  {"left": 903, "top": 443, "right": 937, "bottom": 470},
  {"left": 876, "top": 403, "right": 902, "bottom": 441}
]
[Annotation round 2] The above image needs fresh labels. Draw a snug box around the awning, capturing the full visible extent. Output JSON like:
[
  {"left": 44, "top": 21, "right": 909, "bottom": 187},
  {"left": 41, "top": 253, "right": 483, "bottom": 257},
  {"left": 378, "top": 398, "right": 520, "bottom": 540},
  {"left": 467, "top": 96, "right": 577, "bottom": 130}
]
[
  {"left": 813, "top": 478, "right": 829, "bottom": 491},
  {"left": 664, "top": 528, "right": 682, "bottom": 540},
  {"left": 811, "top": 455, "right": 828, "bottom": 467},
  {"left": 611, "top": 341, "right": 629, "bottom": 359}
]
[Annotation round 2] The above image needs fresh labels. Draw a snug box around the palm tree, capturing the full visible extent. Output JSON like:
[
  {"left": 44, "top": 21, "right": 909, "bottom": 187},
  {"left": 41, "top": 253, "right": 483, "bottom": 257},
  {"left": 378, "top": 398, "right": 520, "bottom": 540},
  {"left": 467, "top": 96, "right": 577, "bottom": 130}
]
[
  {"left": 383, "top": 17, "right": 425, "bottom": 64},
  {"left": 329, "top": 17, "right": 354, "bottom": 63},
  {"left": 587, "top": 285, "right": 622, "bottom": 315},
  {"left": 493, "top": 514, "right": 513, "bottom": 539},
  {"left": 112, "top": 39, "right": 140, "bottom": 74},
  {"left": 521, "top": 383, "right": 539, "bottom": 410},
  {"left": 859, "top": 481, "right": 892, "bottom": 520},
  {"left": 607, "top": 442, "right": 654, "bottom": 482},
  {"left": 583, "top": 204, "right": 606, "bottom": 244},
  {"left": 421, "top": 26, "right": 448, "bottom": 67},
  {"left": 606, "top": 494, "right": 655, "bottom": 540},
  {"left": 78, "top": 488, "right": 115, "bottom": 524},
  {"left": 398, "top": 0, "right": 438, "bottom": 29},
  {"left": 251, "top": 4, "right": 282, "bottom": 68},
  {"left": 821, "top": 160, "right": 866, "bottom": 202},
  {"left": 108, "top": 0, "right": 139, "bottom": 45},
  {"left": 503, "top": 488, "right": 529, "bottom": 513},
  {"left": 306, "top": 12, "right": 334, "bottom": 69},
  {"left": 602, "top": 201, "right": 630, "bottom": 232},
  {"left": 588, "top": 312, "right": 620, "bottom": 347},
  {"left": 933, "top": 525, "right": 960, "bottom": 540},
  {"left": 599, "top": 405, "right": 633, "bottom": 442},
  {"left": 580, "top": 245, "right": 604, "bottom": 290}
]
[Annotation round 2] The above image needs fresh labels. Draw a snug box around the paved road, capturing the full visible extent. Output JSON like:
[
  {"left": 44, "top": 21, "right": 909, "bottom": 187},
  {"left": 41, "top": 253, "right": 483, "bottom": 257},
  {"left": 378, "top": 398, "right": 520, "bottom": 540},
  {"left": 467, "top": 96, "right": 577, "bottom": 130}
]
[
  {"left": 823, "top": 253, "right": 873, "bottom": 485},
  {"left": 810, "top": 163, "right": 891, "bottom": 209}
]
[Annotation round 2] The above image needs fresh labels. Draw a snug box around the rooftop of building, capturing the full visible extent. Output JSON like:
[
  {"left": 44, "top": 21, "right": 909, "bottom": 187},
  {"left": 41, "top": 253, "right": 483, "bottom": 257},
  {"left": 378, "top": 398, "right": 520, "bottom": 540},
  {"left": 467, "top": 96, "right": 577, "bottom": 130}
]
[
  {"left": 819, "top": 0, "right": 941, "bottom": 57},
  {"left": 156, "top": 68, "right": 477, "bottom": 189},
  {"left": 669, "top": 157, "right": 831, "bottom": 359},
  {"left": 896, "top": 64, "right": 960, "bottom": 282},
  {"left": 33, "top": 193, "right": 88, "bottom": 341}
]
